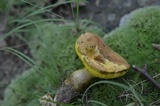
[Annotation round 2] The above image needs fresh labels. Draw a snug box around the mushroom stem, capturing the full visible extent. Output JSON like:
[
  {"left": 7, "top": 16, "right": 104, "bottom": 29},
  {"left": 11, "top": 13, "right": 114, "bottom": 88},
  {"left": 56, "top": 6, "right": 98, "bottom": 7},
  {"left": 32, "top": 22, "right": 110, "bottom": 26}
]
[{"left": 53, "top": 68, "right": 94, "bottom": 105}]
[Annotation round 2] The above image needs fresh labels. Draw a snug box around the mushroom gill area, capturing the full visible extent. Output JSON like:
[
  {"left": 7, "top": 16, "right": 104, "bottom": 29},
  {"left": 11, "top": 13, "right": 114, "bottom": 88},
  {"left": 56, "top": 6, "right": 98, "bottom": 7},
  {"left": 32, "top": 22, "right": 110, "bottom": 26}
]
[{"left": 85, "top": 46, "right": 127, "bottom": 73}]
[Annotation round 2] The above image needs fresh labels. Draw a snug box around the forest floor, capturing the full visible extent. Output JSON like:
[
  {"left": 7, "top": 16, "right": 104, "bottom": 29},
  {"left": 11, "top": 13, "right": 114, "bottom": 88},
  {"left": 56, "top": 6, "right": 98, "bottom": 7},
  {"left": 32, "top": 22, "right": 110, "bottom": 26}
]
[{"left": 0, "top": 0, "right": 159, "bottom": 103}]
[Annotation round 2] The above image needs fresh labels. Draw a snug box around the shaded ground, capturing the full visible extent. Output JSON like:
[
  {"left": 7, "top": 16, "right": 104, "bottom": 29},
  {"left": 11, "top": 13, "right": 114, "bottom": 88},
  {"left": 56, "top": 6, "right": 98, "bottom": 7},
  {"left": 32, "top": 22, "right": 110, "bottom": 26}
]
[
  {"left": 0, "top": 0, "right": 160, "bottom": 103},
  {"left": 56, "top": 0, "right": 160, "bottom": 30},
  {"left": 0, "top": 34, "right": 31, "bottom": 101}
]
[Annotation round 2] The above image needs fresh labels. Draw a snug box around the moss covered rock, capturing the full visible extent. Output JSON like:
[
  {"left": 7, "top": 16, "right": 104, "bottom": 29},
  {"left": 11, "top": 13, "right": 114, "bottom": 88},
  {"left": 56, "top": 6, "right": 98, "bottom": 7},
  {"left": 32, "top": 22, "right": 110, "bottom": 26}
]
[
  {"left": 102, "top": 6, "right": 160, "bottom": 105},
  {"left": 104, "top": 6, "right": 160, "bottom": 79}
]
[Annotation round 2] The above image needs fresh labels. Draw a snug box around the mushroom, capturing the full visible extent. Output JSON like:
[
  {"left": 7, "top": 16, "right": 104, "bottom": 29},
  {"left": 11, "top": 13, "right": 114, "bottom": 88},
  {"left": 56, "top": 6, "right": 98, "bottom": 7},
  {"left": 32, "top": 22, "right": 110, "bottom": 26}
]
[
  {"left": 40, "top": 32, "right": 130, "bottom": 106},
  {"left": 75, "top": 32, "right": 130, "bottom": 79}
]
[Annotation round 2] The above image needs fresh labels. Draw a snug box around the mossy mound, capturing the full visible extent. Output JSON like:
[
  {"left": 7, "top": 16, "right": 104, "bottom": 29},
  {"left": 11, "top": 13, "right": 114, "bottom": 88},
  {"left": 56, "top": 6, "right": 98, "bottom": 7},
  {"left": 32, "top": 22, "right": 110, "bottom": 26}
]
[
  {"left": 104, "top": 6, "right": 160, "bottom": 79},
  {"left": 2, "top": 22, "right": 104, "bottom": 106},
  {"left": 101, "top": 6, "right": 160, "bottom": 105},
  {"left": 85, "top": 6, "right": 160, "bottom": 106},
  {"left": 3, "top": 6, "right": 160, "bottom": 106},
  {"left": 2, "top": 68, "right": 48, "bottom": 106}
]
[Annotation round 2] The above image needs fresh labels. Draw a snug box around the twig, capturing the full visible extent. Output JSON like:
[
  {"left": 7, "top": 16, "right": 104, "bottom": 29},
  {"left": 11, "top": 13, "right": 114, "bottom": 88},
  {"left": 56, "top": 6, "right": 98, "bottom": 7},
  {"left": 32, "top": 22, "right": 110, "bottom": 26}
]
[
  {"left": 117, "top": 66, "right": 160, "bottom": 99},
  {"left": 132, "top": 64, "right": 160, "bottom": 90}
]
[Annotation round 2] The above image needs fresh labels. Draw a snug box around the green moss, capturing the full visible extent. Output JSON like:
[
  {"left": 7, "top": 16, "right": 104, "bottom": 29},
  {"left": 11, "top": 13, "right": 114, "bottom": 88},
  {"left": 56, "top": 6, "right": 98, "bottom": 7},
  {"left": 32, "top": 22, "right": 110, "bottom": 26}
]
[
  {"left": 2, "top": 22, "right": 104, "bottom": 106},
  {"left": 82, "top": 6, "right": 160, "bottom": 105},
  {"left": 28, "top": 22, "right": 104, "bottom": 79},
  {"left": 0, "top": 0, "right": 7, "bottom": 11},
  {"left": 104, "top": 6, "right": 160, "bottom": 77},
  {"left": 3, "top": 6, "right": 160, "bottom": 106},
  {"left": 2, "top": 68, "right": 51, "bottom": 106},
  {"left": 101, "top": 6, "right": 160, "bottom": 105}
]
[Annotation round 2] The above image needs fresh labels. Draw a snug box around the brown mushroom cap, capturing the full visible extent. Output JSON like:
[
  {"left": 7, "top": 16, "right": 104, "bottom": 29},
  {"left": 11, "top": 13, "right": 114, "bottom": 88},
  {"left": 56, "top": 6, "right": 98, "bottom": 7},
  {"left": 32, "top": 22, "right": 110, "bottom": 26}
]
[{"left": 75, "top": 32, "right": 130, "bottom": 79}]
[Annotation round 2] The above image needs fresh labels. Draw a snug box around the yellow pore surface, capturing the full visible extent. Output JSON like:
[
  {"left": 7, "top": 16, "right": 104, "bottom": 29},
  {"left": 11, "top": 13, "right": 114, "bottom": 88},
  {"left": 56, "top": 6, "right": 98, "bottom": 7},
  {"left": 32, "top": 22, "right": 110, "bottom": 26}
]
[{"left": 75, "top": 32, "right": 129, "bottom": 79}]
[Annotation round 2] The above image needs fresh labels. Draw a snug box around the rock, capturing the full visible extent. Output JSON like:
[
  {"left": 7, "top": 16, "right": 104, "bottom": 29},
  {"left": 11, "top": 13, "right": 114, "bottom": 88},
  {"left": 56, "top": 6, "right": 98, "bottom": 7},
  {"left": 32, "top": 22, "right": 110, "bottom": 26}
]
[
  {"left": 138, "top": 0, "right": 152, "bottom": 6},
  {"left": 119, "top": 13, "right": 131, "bottom": 27},
  {"left": 107, "top": 13, "right": 116, "bottom": 22}
]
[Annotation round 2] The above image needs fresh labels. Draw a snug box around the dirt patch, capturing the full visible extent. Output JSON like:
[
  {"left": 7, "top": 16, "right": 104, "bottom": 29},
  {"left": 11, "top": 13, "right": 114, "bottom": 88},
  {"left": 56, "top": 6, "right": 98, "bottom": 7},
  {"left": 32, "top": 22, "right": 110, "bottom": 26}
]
[
  {"left": 52, "top": 0, "right": 160, "bottom": 30},
  {"left": 0, "top": 35, "right": 31, "bottom": 101}
]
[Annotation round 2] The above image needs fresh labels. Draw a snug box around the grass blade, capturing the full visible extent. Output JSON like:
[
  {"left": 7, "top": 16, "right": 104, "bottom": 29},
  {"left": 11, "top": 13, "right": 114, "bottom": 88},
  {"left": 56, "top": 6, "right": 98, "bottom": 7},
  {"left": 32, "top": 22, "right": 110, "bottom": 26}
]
[
  {"left": 1, "top": 47, "right": 37, "bottom": 67},
  {"left": 0, "top": 18, "right": 64, "bottom": 41}
]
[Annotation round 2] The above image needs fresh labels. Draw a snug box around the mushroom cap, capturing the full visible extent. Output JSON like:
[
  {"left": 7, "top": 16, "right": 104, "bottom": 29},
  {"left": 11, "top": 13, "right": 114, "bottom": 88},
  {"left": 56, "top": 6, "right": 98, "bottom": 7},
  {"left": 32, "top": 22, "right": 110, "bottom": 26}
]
[{"left": 75, "top": 32, "right": 130, "bottom": 79}]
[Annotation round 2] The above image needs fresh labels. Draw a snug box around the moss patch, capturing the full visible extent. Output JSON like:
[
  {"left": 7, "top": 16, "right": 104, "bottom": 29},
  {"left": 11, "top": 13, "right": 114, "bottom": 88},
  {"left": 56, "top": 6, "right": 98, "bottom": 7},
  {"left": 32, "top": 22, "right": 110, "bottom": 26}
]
[
  {"left": 2, "top": 22, "right": 104, "bottom": 106},
  {"left": 102, "top": 6, "right": 160, "bottom": 105}
]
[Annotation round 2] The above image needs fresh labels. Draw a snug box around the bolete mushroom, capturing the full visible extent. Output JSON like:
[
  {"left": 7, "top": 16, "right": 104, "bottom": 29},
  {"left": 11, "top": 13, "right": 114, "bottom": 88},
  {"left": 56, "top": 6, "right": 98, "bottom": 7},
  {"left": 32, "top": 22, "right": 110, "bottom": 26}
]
[
  {"left": 76, "top": 32, "right": 130, "bottom": 79},
  {"left": 40, "top": 32, "right": 130, "bottom": 106}
]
